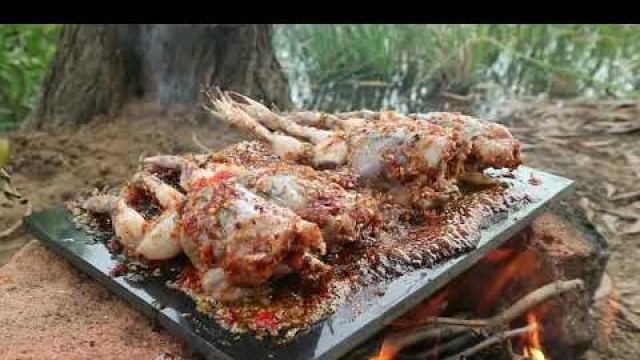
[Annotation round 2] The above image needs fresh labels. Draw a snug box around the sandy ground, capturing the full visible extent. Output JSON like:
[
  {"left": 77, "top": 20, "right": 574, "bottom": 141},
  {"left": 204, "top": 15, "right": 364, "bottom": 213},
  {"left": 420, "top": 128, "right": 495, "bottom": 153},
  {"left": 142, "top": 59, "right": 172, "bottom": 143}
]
[
  {"left": 0, "top": 241, "right": 194, "bottom": 360},
  {"left": 0, "top": 99, "right": 638, "bottom": 359}
]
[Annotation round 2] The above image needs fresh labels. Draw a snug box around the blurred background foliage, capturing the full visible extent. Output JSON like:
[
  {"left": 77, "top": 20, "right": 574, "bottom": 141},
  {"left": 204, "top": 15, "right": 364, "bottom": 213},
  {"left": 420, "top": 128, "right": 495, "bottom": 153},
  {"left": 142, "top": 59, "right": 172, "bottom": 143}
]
[
  {"left": 0, "top": 24, "right": 61, "bottom": 132},
  {"left": 274, "top": 24, "right": 640, "bottom": 112},
  {"left": 1, "top": 24, "right": 639, "bottom": 132}
]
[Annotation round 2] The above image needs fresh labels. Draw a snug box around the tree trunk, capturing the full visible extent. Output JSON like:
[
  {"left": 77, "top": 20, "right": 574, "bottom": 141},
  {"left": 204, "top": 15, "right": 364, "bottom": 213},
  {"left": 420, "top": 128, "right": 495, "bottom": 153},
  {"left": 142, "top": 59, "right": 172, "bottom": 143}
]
[{"left": 24, "top": 24, "right": 292, "bottom": 129}]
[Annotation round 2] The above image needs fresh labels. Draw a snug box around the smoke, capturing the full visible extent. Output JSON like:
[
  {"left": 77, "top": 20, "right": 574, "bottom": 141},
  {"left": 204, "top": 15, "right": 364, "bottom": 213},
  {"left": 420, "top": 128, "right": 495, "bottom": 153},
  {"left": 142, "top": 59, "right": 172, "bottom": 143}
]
[{"left": 115, "top": 24, "right": 220, "bottom": 105}]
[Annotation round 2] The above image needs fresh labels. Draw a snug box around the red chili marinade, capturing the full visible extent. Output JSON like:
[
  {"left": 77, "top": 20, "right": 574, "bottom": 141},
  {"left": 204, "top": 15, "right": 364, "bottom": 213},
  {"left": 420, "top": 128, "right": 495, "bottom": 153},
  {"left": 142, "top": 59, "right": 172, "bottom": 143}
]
[{"left": 77, "top": 141, "right": 532, "bottom": 341}]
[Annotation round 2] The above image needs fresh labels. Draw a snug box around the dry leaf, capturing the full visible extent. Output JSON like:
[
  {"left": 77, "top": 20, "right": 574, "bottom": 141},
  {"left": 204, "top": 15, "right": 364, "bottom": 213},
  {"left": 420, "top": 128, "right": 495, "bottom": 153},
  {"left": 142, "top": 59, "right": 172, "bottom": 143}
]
[
  {"left": 594, "top": 273, "right": 613, "bottom": 302},
  {"left": 600, "top": 111, "right": 635, "bottom": 122},
  {"left": 611, "top": 191, "right": 640, "bottom": 202},
  {"left": 618, "top": 304, "right": 640, "bottom": 331},
  {"left": 604, "top": 183, "right": 618, "bottom": 199},
  {"left": 607, "top": 125, "right": 640, "bottom": 134},
  {"left": 595, "top": 120, "right": 623, "bottom": 128},
  {"left": 600, "top": 206, "right": 640, "bottom": 221},
  {"left": 580, "top": 139, "right": 617, "bottom": 148},
  {"left": 508, "top": 127, "right": 535, "bottom": 134},
  {"left": 578, "top": 197, "right": 597, "bottom": 223},
  {"left": 520, "top": 143, "right": 537, "bottom": 151},
  {"left": 1, "top": 167, "right": 22, "bottom": 200},
  {"left": 544, "top": 137, "right": 573, "bottom": 146},
  {"left": 619, "top": 220, "right": 640, "bottom": 236},
  {"left": 624, "top": 153, "right": 640, "bottom": 178},
  {"left": 601, "top": 214, "right": 620, "bottom": 234},
  {"left": 624, "top": 153, "right": 640, "bottom": 165}
]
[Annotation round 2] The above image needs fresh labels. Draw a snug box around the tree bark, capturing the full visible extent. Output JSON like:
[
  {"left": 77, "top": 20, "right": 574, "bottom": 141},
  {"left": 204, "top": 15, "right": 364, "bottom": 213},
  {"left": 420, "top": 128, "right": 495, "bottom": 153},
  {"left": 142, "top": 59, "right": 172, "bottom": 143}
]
[{"left": 24, "top": 24, "right": 292, "bottom": 129}]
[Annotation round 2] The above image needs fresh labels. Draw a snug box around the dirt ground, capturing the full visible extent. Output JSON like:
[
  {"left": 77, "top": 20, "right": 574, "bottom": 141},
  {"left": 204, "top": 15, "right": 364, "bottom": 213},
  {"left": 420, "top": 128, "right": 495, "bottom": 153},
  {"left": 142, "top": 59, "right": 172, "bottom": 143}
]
[
  {"left": 0, "top": 104, "right": 247, "bottom": 264},
  {"left": 0, "top": 99, "right": 638, "bottom": 359},
  {"left": 492, "top": 98, "right": 640, "bottom": 359}
]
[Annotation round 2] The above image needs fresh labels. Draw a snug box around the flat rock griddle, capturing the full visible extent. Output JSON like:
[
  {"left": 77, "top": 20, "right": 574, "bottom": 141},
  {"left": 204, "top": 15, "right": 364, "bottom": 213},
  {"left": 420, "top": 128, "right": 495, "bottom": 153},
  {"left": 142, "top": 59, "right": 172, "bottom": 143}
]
[{"left": 23, "top": 166, "right": 574, "bottom": 360}]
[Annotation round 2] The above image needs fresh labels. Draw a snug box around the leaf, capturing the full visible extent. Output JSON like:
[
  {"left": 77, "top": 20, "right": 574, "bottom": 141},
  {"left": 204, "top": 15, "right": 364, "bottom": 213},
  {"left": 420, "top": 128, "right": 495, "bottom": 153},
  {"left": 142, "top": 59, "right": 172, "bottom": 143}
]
[
  {"left": 619, "top": 220, "right": 640, "bottom": 236},
  {"left": 624, "top": 153, "right": 640, "bottom": 178},
  {"left": 594, "top": 273, "right": 613, "bottom": 302},
  {"left": 607, "top": 124, "right": 640, "bottom": 134},
  {"left": 600, "top": 206, "right": 640, "bottom": 221},
  {"left": 601, "top": 214, "right": 620, "bottom": 233},
  {"left": 543, "top": 136, "right": 572, "bottom": 146},
  {"left": 625, "top": 153, "right": 640, "bottom": 165},
  {"left": 611, "top": 191, "right": 640, "bottom": 202},
  {"left": 577, "top": 197, "right": 597, "bottom": 223},
  {"left": 580, "top": 139, "right": 617, "bottom": 148},
  {"left": 604, "top": 182, "right": 617, "bottom": 199},
  {"left": 617, "top": 303, "right": 640, "bottom": 331},
  {"left": 0, "top": 167, "right": 21, "bottom": 200}
]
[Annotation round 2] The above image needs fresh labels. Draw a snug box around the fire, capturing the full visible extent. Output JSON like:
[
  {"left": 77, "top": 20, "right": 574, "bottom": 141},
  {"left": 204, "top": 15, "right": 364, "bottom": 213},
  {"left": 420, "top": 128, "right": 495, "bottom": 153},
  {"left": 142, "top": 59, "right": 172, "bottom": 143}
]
[
  {"left": 477, "top": 248, "right": 540, "bottom": 313},
  {"left": 370, "top": 237, "right": 558, "bottom": 360},
  {"left": 368, "top": 341, "right": 398, "bottom": 360},
  {"left": 390, "top": 287, "right": 451, "bottom": 328},
  {"left": 523, "top": 313, "right": 548, "bottom": 360}
]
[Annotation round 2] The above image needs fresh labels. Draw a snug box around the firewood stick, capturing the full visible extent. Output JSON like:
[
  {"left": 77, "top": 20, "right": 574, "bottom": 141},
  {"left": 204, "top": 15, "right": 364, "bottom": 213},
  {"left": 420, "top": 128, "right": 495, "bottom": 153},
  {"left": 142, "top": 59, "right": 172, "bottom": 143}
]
[
  {"left": 395, "top": 279, "right": 585, "bottom": 359},
  {"left": 386, "top": 324, "right": 470, "bottom": 356},
  {"left": 398, "top": 279, "right": 583, "bottom": 331},
  {"left": 442, "top": 324, "right": 535, "bottom": 360},
  {"left": 407, "top": 331, "right": 480, "bottom": 360},
  {"left": 504, "top": 338, "right": 527, "bottom": 360},
  {"left": 411, "top": 317, "right": 489, "bottom": 327},
  {"left": 487, "top": 279, "right": 585, "bottom": 327}
]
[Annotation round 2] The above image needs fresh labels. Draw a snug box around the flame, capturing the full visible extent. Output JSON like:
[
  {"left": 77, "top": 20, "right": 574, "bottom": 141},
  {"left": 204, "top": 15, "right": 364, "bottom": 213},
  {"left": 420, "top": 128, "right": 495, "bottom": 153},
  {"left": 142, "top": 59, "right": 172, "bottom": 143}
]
[
  {"left": 482, "top": 247, "right": 516, "bottom": 263},
  {"left": 391, "top": 287, "right": 451, "bottom": 328},
  {"left": 371, "top": 238, "right": 555, "bottom": 360},
  {"left": 368, "top": 341, "right": 398, "bottom": 360},
  {"left": 523, "top": 313, "right": 548, "bottom": 360},
  {"left": 478, "top": 249, "right": 539, "bottom": 313}
]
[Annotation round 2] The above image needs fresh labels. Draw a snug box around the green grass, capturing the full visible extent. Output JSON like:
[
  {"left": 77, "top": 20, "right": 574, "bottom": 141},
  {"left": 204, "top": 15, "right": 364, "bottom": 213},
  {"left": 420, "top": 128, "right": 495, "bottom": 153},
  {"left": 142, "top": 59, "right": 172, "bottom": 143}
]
[
  {"left": 0, "top": 24, "right": 61, "bottom": 131},
  {"left": 275, "top": 25, "right": 640, "bottom": 104}
]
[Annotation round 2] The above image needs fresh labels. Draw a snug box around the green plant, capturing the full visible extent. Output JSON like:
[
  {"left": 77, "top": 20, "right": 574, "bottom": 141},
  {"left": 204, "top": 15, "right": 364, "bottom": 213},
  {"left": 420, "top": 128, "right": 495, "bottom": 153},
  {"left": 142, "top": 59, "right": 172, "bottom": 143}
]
[
  {"left": 0, "top": 24, "right": 61, "bottom": 131},
  {"left": 275, "top": 24, "right": 640, "bottom": 104}
]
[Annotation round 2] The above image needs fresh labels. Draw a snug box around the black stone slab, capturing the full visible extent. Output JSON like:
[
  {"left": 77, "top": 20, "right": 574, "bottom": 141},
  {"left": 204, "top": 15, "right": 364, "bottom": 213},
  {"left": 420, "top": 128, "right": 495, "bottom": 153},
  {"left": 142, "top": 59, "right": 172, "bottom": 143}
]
[{"left": 22, "top": 166, "right": 574, "bottom": 360}]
